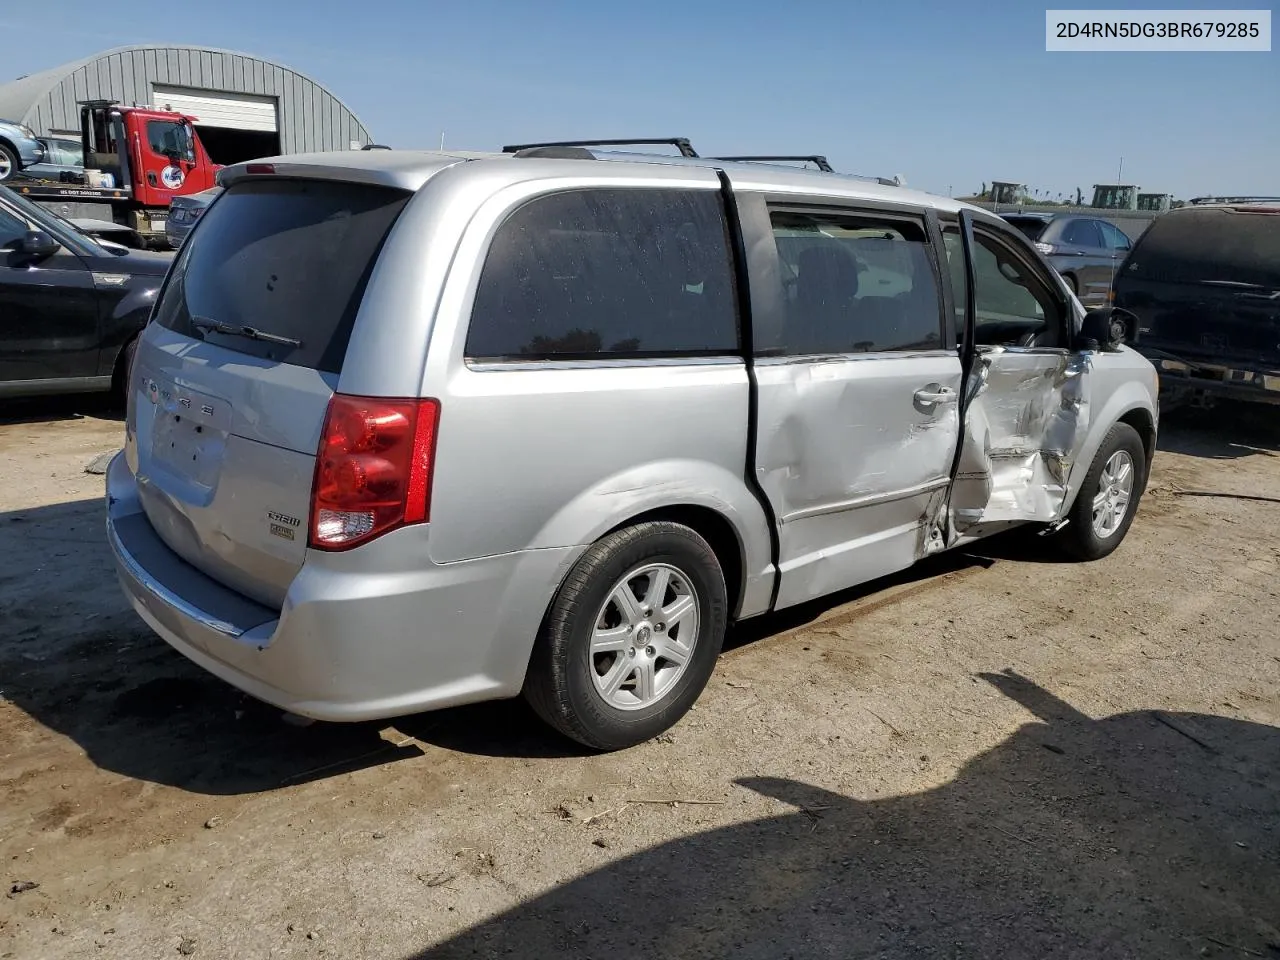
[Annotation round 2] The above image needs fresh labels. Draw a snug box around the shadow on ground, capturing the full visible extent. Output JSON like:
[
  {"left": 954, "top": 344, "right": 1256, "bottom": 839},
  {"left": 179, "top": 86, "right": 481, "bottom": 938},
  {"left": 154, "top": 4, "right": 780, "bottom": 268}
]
[
  {"left": 1158, "top": 402, "right": 1280, "bottom": 460},
  {"left": 413, "top": 671, "right": 1280, "bottom": 959},
  {"left": 0, "top": 498, "right": 426, "bottom": 794},
  {"left": 0, "top": 498, "right": 993, "bottom": 783},
  {"left": 0, "top": 393, "right": 124, "bottom": 425}
]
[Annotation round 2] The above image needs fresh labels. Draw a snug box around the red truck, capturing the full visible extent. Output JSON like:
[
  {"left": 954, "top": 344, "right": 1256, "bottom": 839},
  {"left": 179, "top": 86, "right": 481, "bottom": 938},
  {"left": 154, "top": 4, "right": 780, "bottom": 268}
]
[{"left": 12, "top": 100, "right": 221, "bottom": 248}]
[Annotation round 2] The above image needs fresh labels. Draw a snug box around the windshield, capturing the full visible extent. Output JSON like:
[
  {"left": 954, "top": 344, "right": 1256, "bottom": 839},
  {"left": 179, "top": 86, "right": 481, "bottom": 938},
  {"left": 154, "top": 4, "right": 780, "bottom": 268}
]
[
  {"left": 1092, "top": 186, "right": 1135, "bottom": 210},
  {"left": 1002, "top": 217, "right": 1049, "bottom": 242},
  {"left": 0, "top": 185, "right": 109, "bottom": 258},
  {"left": 1128, "top": 208, "right": 1280, "bottom": 288}
]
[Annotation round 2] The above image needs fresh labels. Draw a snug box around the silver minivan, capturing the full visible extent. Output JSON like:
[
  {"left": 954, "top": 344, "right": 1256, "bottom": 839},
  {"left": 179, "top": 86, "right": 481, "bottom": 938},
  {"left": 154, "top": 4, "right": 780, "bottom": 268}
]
[{"left": 106, "top": 144, "right": 1159, "bottom": 749}]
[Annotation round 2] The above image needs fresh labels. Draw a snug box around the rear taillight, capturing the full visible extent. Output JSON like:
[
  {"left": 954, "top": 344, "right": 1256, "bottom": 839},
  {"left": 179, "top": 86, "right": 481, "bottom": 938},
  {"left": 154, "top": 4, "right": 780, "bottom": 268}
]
[
  {"left": 245, "top": 163, "right": 276, "bottom": 175},
  {"left": 309, "top": 394, "right": 440, "bottom": 551}
]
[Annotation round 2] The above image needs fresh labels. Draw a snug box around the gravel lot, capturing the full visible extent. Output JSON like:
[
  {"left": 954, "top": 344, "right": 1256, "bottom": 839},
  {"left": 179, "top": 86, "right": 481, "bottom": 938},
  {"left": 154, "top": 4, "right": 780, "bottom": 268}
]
[{"left": 1, "top": 396, "right": 1278, "bottom": 959}]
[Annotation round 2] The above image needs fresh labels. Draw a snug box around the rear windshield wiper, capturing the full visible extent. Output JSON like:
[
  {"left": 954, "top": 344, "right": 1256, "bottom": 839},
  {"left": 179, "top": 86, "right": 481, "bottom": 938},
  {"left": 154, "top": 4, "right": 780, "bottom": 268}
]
[{"left": 192, "top": 317, "right": 303, "bottom": 349}]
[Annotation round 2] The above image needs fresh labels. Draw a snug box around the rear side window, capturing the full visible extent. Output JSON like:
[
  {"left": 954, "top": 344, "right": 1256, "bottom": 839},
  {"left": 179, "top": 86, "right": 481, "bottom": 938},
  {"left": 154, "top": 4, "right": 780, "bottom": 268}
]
[
  {"left": 1062, "top": 219, "right": 1104, "bottom": 247},
  {"left": 1127, "top": 208, "right": 1280, "bottom": 288},
  {"left": 1004, "top": 217, "right": 1048, "bottom": 242},
  {"left": 153, "top": 179, "right": 411, "bottom": 373},
  {"left": 768, "top": 209, "right": 943, "bottom": 355},
  {"left": 466, "top": 188, "right": 738, "bottom": 360}
]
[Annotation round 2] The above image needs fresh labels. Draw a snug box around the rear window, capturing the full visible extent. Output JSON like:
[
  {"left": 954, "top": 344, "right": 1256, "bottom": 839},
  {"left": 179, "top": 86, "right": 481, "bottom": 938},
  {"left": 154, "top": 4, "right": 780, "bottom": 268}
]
[
  {"left": 465, "top": 188, "right": 738, "bottom": 360},
  {"left": 1003, "top": 217, "right": 1049, "bottom": 242},
  {"left": 153, "top": 179, "right": 411, "bottom": 373},
  {"left": 1127, "top": 207, "right": 1280, "bottom": 288}
]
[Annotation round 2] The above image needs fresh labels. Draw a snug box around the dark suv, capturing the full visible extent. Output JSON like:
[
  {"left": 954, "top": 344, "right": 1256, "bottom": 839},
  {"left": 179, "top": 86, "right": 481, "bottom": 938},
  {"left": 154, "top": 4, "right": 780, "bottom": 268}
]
[
  {"left": 0, "top": 185, "right": 172, "bottom": 400},
  {"left": 1114, "top": 201, "right": 1280, "bottom": 408}
]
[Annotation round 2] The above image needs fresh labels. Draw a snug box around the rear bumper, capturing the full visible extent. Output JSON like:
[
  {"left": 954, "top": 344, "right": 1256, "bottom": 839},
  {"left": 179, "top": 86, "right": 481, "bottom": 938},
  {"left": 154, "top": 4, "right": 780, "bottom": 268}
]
[
  {"left": 106, "top": 452, "right": 577, "bottom": 721},
  {"left": 1151, "top": 356, "right": 1280, "bottom": 406}
]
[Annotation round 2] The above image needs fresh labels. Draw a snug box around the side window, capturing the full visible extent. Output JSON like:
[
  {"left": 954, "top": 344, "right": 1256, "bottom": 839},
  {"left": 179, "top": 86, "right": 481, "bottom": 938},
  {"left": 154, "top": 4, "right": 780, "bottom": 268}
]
[
  {"left": 971, "top": 231, "right": 1064, "bottom": 347},
  {"left": 942, "top": 225, "right": 968, "bottom": 328},
  {"left": 147, "top": 121, "right": 194, "bottom": 162},
  {"left": 466, "top": 188, "right": 738, "bottom": 360},
  {"left": 769, "top": 209, "right": 943, "bottom": 355},
  {"left": 1062, "top": 218, "right": 1104, "bottom": 248},
  {"left": 0, "top": 207, "right": 29, "bottom": 250},
  {"left": 1099, "top": 221, "right": 1131, "bottom": 251}
]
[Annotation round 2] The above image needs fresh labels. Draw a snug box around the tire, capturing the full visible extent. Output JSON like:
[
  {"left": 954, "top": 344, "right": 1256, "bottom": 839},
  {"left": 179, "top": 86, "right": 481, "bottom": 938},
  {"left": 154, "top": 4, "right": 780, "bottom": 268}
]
[
  {"left": 523, "top": 521, "right": 728, "bottom": 750},
  {"left": 0, "top": 143, "right": 18, "bottom": 183},
  {"left": 111, "top": 337, "right": 139, "bottom": 408},
  {"left": 1061, "top": 272, "right": 1078, "bottom": 295},
  {"left": 1053, "top": 422, "right": 1146, "bottom": 561}
]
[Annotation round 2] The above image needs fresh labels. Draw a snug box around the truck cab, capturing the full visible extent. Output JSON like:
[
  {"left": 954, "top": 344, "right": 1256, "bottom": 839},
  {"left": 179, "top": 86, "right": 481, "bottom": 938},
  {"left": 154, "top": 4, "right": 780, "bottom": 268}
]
[
  {"left": 81, "top": 100, "right": 220, "bottom": 217},
  {"left": 14, "top": 100, "right": 221, "bottom": 247},
  {"left": 1092, "top": 184, "right": 1139, "bottom": 211}
]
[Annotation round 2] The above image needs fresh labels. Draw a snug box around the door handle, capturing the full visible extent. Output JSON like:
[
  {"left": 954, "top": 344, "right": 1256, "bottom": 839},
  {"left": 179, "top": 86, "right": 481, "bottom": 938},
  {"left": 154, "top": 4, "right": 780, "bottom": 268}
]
[{"left": 914, "top": 387, "right": 959, "bottom": 406}]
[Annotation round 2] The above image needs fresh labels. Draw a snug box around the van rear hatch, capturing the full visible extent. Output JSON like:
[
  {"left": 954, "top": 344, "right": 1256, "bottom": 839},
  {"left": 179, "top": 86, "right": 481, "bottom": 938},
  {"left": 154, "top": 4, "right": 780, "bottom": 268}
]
[
  {"left": 129, "top": 177, "right": 412, "bottom": 607},
  {"left": 1118, "top": 205, "right": 1280, "bottom": 368}
]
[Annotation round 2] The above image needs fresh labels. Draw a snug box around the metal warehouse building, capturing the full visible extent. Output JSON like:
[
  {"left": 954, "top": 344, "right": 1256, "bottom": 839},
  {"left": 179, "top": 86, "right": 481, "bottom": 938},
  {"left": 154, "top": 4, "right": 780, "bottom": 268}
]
[{"left": 0, "top": 44, "right": 374, "bottom": 165}]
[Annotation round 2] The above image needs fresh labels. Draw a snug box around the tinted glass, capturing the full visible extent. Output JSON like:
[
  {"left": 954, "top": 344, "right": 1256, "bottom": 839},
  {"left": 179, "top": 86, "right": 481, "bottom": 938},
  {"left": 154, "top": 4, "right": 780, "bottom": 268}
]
[
  {"left": 147, "top": 120, "right": 193, "bottom": 161},
  {"left": 1126, "top": 208, "right": 1280, "bottom": 287},
  {"left": 770, "top": 211, "right": 942, "bottom": 355},
  {"left": 467, "top": 188, "right": 737, "bottom": 359},
  {"left": 1003, "top": 217, "right": 1049, "bottom": 242},
  {"left": 153, "top": 179, "right": 411, "bottom": 372},
  {"left": 0, "top": 206, "right": 26, "bottom": 249},
  {"left": 1062, "top": 219, "right": 1104, "bottom": 247},
  {"left": 1098, "top": 221, "right": 1131, "bottom": 250},
  {"left": 972, "top": 232, "right": 1062, "bottom": 347},
  {"left": 0, "top": 188, "right": 102, "bottom": 257}
]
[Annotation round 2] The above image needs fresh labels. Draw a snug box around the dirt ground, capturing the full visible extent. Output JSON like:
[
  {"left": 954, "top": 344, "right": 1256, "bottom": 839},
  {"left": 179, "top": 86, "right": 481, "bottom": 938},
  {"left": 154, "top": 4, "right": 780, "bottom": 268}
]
[{"left": 1, "top": 394, "right": 1278, "bottom": 960}]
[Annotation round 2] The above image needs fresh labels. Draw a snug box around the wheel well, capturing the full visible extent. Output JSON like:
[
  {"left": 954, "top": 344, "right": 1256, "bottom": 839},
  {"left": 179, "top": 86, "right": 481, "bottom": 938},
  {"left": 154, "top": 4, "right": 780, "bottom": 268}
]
[
  {"left": 607, "top": 505, "right": 745, "bottom": 619},
  {"left": 1118, "top": 408, "right": 1156, "bottom": 472},
  {"left": 110, "top": 335, "right": 139, "bottom": 396}
]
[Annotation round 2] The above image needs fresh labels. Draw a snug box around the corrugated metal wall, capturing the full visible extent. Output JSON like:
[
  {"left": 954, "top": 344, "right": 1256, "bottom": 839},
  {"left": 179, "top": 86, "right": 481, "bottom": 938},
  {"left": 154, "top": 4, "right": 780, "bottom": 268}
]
[{"left": 15, "top": 46, "right": 371, "bottom": 153}]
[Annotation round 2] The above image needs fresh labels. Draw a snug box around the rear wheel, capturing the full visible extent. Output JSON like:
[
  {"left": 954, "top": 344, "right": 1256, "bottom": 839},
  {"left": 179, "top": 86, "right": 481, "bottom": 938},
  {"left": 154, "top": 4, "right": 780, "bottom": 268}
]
[
  {"left": 111, "top": 337, "right": 139, "bottom": 408},
  {"left": 1054, "top": 422, "right": 1146, "bottom": 560},
  {"left": 0, "top": 143, "right": 18, "bottom": 183},
  {"left": 523, "top": 521, "right": 728, "bottom": 750}
]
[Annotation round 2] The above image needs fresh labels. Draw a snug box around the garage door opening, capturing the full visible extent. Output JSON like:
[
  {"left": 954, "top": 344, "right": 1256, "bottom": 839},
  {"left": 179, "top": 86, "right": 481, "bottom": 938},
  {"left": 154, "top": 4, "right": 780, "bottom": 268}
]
[
  {"left": 152, "top": 86, "right": 280, "bottom": 166},
  {"left": 195, "top": 127, "right": 280, "bottom": 165}
]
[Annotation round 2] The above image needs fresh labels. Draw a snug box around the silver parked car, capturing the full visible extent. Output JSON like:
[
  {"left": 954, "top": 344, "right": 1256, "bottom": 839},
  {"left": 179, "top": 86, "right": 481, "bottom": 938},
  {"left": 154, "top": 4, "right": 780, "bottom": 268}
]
[
  {"left": 107, "top": 144, "right": 1159, "bottom": 749},
  {"left": 165, "top": 186, "right": 221, "bottom": 249}
]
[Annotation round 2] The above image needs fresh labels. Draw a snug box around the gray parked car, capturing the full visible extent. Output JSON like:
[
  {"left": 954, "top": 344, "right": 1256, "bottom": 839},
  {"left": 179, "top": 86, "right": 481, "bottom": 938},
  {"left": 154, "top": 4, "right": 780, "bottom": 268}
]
[
  {"left": 1000, "top": 212, "right": 1132, "bottom": 305},
  {"left": 106, "top": 145, "right": 1159, "bottom": 749},
  {"left": 165, "top": 186, "right": 222, "bottom": 249},
  {"left": 18, "top": 136, "right": 85, "bottom": 181},
  {"left": 0, "top": 118, "right": 45, "bottom": 183}
]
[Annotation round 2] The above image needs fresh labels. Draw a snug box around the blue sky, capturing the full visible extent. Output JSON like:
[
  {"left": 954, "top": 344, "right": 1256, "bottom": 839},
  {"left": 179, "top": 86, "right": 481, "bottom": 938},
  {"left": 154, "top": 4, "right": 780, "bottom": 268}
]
[{"left": 2, "top": 0, "right": 1276, "bottom": 198}]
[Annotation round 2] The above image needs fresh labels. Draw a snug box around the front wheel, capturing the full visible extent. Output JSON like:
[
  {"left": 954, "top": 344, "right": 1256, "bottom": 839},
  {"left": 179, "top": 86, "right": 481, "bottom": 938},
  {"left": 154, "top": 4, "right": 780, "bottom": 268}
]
[
  {"left": 1054, "top": 422, "right": 1146, "bottom": 560},
  {"left": 0, "top": 143, "right": 19, "bottom": 183},
  {"left": 523, "top": 521, "right": 728, "bottom": 750}
]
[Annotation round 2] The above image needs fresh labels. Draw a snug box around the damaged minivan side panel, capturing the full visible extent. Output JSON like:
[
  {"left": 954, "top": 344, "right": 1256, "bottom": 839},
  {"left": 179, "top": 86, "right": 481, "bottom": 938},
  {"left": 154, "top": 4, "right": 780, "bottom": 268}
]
[
  {"left": 738, "top": 191, "right": 964, "bottom": 611},
  {"left": 950, "top": 348, "right": 1091, "bottom": 529},
  {"left": 943, "top": 215, "right": 1093, "bottom": 538}
]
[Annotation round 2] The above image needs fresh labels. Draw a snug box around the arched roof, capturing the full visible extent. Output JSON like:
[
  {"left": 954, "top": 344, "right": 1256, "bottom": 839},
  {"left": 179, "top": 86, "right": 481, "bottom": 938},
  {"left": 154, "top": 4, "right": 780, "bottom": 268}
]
[{"left": 0, "top": 45, "right": 372, "bottom": 153}]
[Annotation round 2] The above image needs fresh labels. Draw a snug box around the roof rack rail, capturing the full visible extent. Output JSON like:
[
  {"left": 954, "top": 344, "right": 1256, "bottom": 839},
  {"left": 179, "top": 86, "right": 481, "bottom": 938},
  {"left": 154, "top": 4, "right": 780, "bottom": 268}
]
[
  {"left": 1188, "top": 195, "right": 1280, "bottom": 205},
  {"left": 500, "top": 138, "right": 699, "bottom": 158},
  {"left": 713, "top": 154, "right": 834, "bottom": 173}
]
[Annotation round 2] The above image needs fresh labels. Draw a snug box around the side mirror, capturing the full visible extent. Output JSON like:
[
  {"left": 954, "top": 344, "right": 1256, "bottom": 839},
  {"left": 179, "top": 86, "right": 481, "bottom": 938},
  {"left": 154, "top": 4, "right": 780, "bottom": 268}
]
[
  {"left": 1076, "top": 306, "right": 1135, "bottom": 351},
  {"left": 18, "top": 230, "right": 60, "bottom": 260}
]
